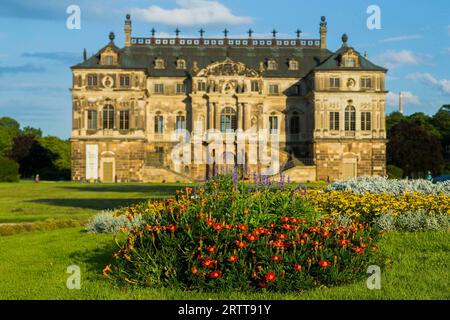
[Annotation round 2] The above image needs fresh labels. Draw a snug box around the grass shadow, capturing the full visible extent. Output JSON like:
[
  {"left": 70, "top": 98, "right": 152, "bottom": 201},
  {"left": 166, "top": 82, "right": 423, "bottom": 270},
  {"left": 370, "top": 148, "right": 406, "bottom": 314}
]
[
  {"left": 28, "top": 198, "right": 151, "bottom": 210},
  {"left": 58, "top": 184, "right": 187, "bottom": 194}
]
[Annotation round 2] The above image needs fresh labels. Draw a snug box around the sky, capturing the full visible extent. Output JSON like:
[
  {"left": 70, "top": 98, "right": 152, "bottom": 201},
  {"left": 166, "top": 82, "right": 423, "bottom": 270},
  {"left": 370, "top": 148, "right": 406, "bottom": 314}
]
[{"left": 0, "top": 0, "right": 449, "bottom": 139}]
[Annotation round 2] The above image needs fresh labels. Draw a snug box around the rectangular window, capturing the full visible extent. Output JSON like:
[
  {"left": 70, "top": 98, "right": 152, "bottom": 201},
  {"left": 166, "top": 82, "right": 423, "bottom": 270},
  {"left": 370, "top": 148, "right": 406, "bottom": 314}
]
[
  {"left": 119, "top": 110, "right": 130, "bottom": 130},
  {"left": 269, "top": 84, "right": 279, "bottom": 95},
  {"left": 176, "top": 83, "right": 186, "bottom": 94},
  {"left": 154, "top": 83, "right": 164, "bottom": 94},
  {"left": 361, "top": 77, "right": 372, "bottom": 89},
  {"left": 251, "top": 81, "right": 260, "bottom": 92},
  {"left": 120, "top": 75, "right": 130, "bottom": 88},
  {"left": 269, "top": 116, "right": 278, "bottom": 134},
  {"left": 330, "top": 77, "right": 340, "bottom": 89},
  {"left": 329, "top": 112, "right": 339, "bottom": 131},
  {"left": 361, "top": 112, "right": 371, "bottom": 131},
  {"left": 87, "top": 75, "right": 98, "bottom": 87},
  {"left": 104, "top": 56, "right": 113, "bottom": 65},
  {"left": 198, "top": 81, "right": 206, "bottom": 92},
  {"left": 87, "top": 110, "right": 97, "bottom": 130}
]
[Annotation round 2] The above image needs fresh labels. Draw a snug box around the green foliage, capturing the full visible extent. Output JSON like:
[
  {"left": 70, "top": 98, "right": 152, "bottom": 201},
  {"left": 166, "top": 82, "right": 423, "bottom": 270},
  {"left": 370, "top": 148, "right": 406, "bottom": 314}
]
[
  {"left": 106, "top": 176, "right": 382, "bottom": 292},
  {"left": 38, "top": 136, "right": 71, "bottom": 175},
  {"left": 387, "top": 165, "right": 404, "bottom": 179},
  {"left": 387, "top": 122, "right": 444, "bottom": 176},
  {"left": 0, "top": 117, "right": 20, "bottom": 157},
  {"left": 0, "top": 157, "right": 20, "bottom": 182}
]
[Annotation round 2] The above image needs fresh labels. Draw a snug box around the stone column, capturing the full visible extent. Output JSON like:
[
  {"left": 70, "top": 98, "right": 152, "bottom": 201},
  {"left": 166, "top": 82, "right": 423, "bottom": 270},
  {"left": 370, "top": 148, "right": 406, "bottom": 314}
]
[
  {"left": 214, "top": 102, "right": 219, "bottom": 130},
  {"left": 237, "top": 103, "right": 243, "bottom": 129}
]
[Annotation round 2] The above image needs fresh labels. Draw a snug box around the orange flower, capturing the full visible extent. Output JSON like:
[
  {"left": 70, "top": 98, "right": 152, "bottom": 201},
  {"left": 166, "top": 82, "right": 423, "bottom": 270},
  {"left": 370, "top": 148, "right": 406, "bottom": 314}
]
[
  {"left": 228, "top": 255, "right": 239, "bottom": 263},
  {"left": 269, "top": 223, "right": 276, "bottom": 228},
  {"left": 280, "top": 217, "right": 289, "bottom": 223},
  {"left": 144, "top": 224, "right": 151, "bottom": 231},
  {"left": 168, "top": 224, "right": 176, "bottom": 233},
  {"left": 235, "top": 240, "right": 247, "bottom": 249},
  {"left": 191, "top": 266, "right": 198, "bottom": 275},
  {"left": 352, "top": 246, "right": 365, "bottom": 254},
  {"left": 321, "top": 231, "right": 330, "bottom": 238},
  {"left": 102, "top": 264, "right": 112, "bottom": 276},
  {"left": 243, "top": 209, "right": 250, "bottom": 215},
  {"left": 301, "top": 232, "right": 309, "bottom": 238},
  {"left": 208, "top": 270, "right": 222, "bottom": 279},
  {"left": 206, "top": 245, "right": 216, "bottom": 253},
  {"left": 265, "top": 272, "right": 277, "bottom": 282},
  {"left": 319, "top": 259, "right": 331, "bottom": 269},
  {"left": 293, "top": 264, "right": 303, "bottom": 271},
  {"left": 246, "top": 233, "right": 258, "bottom": 242},
  {"left": 339, "top": 239, "right": 350, "bottom": 247},
  {"left": 239, "top": 224, "right": 248, "bottom": 231},
  {"left": 258, "top": 281, "right": 268, "bottom": 288},
  {"left": 277, "top": 233, "right": 287, "bottom": 240},
  {"left": 213, "top": 223, "right": 222, "bottom": 231},
  {"left": 272, "top": 255, "right": 283, "bottom": 262},
  {"left": 202, "top": 258, "right": 216, "bottom": 268}
]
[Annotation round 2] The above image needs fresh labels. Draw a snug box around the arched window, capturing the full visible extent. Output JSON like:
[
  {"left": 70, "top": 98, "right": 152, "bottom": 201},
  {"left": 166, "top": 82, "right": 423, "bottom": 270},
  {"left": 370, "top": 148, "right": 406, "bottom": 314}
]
[
  {"left": 269, "top": 112, "right": 278, "bottom": 134},
  {"left": 175, "top": 112, "right": 186, "bottom": 131},
  {"left": 290, "top": 112, "right": 300, "bottom": 134},
  {"left": 220, "top": 107, "right": 237, "bottom": 132},
  {"left": 154, "top": 112, "right": 164, "bottom": 134},
  {"left": 103, "top": 105, "right": 115, "bottom": 129},
  {"left": 345, "top": 106, "right": 356, "bottom": 131}
]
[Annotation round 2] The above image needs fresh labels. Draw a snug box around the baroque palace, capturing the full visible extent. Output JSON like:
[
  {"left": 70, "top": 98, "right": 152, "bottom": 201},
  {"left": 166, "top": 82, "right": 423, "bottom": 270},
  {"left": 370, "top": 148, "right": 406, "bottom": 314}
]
[{"left": 71, "top": 15, "right": 388, "bottom": 183}]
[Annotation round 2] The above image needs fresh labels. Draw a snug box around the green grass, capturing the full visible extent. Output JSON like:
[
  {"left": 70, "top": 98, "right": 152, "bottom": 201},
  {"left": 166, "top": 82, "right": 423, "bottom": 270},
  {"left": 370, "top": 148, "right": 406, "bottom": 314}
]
[
  {"left": 0, "top": 227, "right": 448, "bottom": 300},
  {"left": 0, "top": 181, "right": 187, "bottom": 223}
]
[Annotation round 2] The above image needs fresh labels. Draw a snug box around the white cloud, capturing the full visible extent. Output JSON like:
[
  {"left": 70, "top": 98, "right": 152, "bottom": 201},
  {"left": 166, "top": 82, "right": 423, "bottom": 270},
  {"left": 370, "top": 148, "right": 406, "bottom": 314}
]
[
  {"left": 373, "top": 50, "right": 423, "bottom": 69},
  {"left": 130, "top": 0, "right": 253, "bottom": 27},
  {"left": 380, "top": 35, "right": 422, "bottom": 43},
  {"left": 386, "top": 91, "right": 421, "bottom": 108},
  {"left": 407, "top": 73, "right": 450, "bottom": 95}
]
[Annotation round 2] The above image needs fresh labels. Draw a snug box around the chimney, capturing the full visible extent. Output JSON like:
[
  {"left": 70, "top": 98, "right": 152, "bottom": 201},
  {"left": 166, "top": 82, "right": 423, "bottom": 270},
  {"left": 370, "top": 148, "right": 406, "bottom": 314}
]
[
  {"left": 320, "top": 16, "right": 327, "bottom": 49},
  {"left": 124, "top": 14, "right": 132, "bottom": 47},
  {"left": 399, "top": 92, "right": 404, "bottom": 115}
]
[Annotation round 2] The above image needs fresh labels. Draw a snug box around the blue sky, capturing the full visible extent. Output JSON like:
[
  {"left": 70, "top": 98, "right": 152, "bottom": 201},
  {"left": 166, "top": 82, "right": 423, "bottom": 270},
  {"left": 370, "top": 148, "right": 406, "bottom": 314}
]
[{"left": 0, "top": 0, "right": 449, "bottom": 139}]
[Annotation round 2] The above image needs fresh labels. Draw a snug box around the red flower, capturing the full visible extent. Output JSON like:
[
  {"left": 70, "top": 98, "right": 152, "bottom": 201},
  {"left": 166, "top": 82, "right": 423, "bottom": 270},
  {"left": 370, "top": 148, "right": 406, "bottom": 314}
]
[
  {"left": 293, "top": 264, "right": 303, "bottom": 271},
  {"left": 168, "top": 224, "right": 176, "bottom": 233},
  {"left": 246, "top": 233, "right": 258, "bottom": 242},
  {"left": 206, "top": 219, "right": 214, "bottom": 226},
  {"left": 213, "top": 223, "right": 222, "bottom": 231},
  {"left": 206, "top": 245, "right": 216, "bottom": 253},
  {"left": 209, "top": 270, "right": 222, "bottom": 279},
  {"left": 280, "top": 217, "right": 290, "bottom": 223},
  {"left": 321, "top": 231, "right": 330, "bottom": 238},
  {"left": 265, "top": 272, "right": 277, "bottom": 282},
  {"left": 235, "top": 240, "right": 247, "bottom": 249},
  {"left": 191, "top": 266, "right": 198, "bottom": 274},
  {"left": 272, "top": 255, "right": 283, "bottom": 262},
  {"left": 282, "top": 224, "right": 293, "bottom": 230},
  {"left": 197, "top": 254, "right": 204, "bottom": 260},
  {"left": 202, "top": 258, "right": 216, "bottom": 268},
  {"left": 277, "top": 233, "right": 287, "bottom": 240},
  {"left": 319, "top": 259, "right": 331, "bottom": 269},
  {"left": 228, "top": 255, "right": 239, "bottom": 263},
  {"left": 272, "top": 240, "right": 285, "bottom": 248},
  {"left": 269, "top": 223, "right": 276, "bottom": 228},
  {"left": 290, "top": 218, "right": 299, "bottom": 224},
  {"left": 301, "top": 232, "right": 309, "bottom": 238},
  {"left": 258, "top": 281, "right": 268, "bottom": 288}
]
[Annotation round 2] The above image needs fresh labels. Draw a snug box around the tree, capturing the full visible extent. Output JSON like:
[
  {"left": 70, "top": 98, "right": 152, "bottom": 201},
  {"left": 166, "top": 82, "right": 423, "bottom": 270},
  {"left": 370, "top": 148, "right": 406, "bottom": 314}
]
[
  {"left": 22, "top": 126, "right": 43, "bottom": 138},
  {"left": 386, "top": 112, "right": 406, "bottom": 132},
  {"left": 9, "top": 133, "right": 56, "bottom": 178},
  {"left": 387, "top": 122, "right": 444, "bottom": 177},
  {"left": 0, "top": 117, "right": 20, "bottom": 156},
  {"left": 38, "top": 136, "right": 71, "bottom": 179}
]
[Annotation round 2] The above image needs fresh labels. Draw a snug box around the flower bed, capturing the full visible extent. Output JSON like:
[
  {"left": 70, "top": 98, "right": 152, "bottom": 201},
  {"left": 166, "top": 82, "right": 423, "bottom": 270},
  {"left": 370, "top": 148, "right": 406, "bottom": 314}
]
[
  {"left": 103, "top": 176, "right": 382, "bottom": 291},
  {"left": 305, "top": 190, "right": 450, "bottom": 221}
]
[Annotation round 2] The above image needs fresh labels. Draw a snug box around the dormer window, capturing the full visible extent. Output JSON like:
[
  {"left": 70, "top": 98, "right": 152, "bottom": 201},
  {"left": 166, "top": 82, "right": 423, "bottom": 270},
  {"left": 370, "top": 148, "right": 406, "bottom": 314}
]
[
  {"left": 100, "top": 47, "right": 118, "bottom": 65},
  {"left": 340, "top": 49, "right": 359, "bottom": 68},
  {"left": 104, "top": 56, "right": 113, "bottom": 65},
  {"left": 155, "top": 58, "right": 165, "bottom": 69},
  {"left": 176, "top": 59, "right": 186, "bottom": 70},
  {"left": 267, "top": 59, "right": 277, "bottom": 71},
  {"left": 288, "top": 59, "right": 299, "bottom": 70}
]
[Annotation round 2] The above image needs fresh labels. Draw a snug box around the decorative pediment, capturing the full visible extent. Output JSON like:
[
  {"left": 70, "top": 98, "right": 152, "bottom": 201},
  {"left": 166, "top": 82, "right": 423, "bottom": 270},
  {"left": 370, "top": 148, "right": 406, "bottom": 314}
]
[{"left": 197, "top": 58, "right": 259, "bottom": 77}]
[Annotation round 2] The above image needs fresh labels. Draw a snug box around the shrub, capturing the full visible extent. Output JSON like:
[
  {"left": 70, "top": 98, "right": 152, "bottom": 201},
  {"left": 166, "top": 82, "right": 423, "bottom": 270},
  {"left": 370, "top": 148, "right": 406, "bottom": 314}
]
[
  {"left": 373, "top": 211, "right": 450, "bottom": 232},
  {"left": 86, "top": 210, "right": 145, "bottom": 234},
  {"left": 326, "top": 176, "right": 450, "bottom": 195},
  {"left": 0, "top": 157, "right": 20, "bottom": 182},
  {"left": 387, "top": 165, "right": 404, "bottom": 179},
  {"left": 103, "top": 176, "right": 382, "bottom": 292}
]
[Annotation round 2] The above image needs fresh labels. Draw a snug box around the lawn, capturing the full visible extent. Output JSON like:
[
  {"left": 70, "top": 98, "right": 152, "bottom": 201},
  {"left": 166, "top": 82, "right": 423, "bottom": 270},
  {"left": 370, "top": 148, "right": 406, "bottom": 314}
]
[
  {"left": 0, "top": 227, "right": 448, "bottom": 299},
  {"left": 0, "top": 181, "right": 186, "bottom": 223}
]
